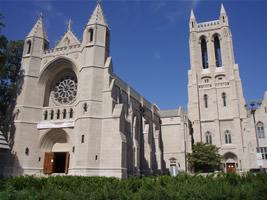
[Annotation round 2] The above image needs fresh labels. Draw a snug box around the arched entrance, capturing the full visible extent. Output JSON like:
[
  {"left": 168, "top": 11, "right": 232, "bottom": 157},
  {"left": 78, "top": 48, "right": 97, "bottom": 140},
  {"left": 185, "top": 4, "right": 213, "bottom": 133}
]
[
  {"left": 40, "top": 129, "right": 70, "bottom": 174},
  {"left": 224, "top": 152, "right": 238, "bottom": 173}
]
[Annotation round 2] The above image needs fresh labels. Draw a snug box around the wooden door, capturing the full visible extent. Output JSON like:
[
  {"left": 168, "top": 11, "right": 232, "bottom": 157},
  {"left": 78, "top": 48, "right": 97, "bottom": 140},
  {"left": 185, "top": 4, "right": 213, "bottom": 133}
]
[
  {"left": 64, "top": 152, "right": 70, "bottom": 174},
  {"left": 226, "top": 163, "right": 236, "bottom": 173},
  {"left": 43, "top": 152, "right": 54, "bottom": 174}
]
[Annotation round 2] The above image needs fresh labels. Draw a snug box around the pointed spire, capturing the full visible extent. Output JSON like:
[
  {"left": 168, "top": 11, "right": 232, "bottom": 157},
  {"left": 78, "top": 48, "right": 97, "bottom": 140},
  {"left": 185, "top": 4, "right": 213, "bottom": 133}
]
[
  {"left": 27, "top": 14, "right": 48, "bottom": 41},
  {"left": 220, "top": 3, "right": 227, "bottom": 15},
  {"left": 190, "top": 9, "right": 196, "bottom": 20},
  {"left": 87, "top": 1, "right": 108, "bottom": 27}
]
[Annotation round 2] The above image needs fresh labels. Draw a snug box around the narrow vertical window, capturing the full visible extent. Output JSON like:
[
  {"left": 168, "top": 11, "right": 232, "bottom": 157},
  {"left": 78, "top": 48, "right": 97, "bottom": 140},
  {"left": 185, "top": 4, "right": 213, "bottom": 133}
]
[
  {"left": 56, "top": 109, "right": 60, "bottom": 119},
  {"left": 81, "top": 135, "right": 85, "bottom": 143},
  {"left": 44, "top": 110, "right": 48, "bottom": 120},
  {"left": 89, "top": 28, "right": 94, "bottom": 42},
  {"left": 214, "top": 35, "right": 222, "bottom": 67},
  {"left": 50, "top": 110, "right": 54, "bottom": 120},
  {"left": 201, "top": 38, "right": 208, "bottom": 69},
  {"left": 83, "top": 103, "right": 88, "bottom": 112},
  {"left": 105, "top": 30, "right": 110, "bottom": 50},
  {"left": 205, "top": 131, "right": 212, "bottom": 144},
  {"left": 256, "top": 122, "right": 265, "bottom": 139},
  {"left": 225, "top": 130, "right": 232, "bottom": 144},
  {"left": 63, "top": 109, "right": 67, "bottom": 119},
  {"left": 222, "top": 92, "right": 227, "bottom": 107},
  {"left": 26, "top": 40, "right": 31, "bottom": 54},
  {"left": 204, "top": 94, "right": 208, "bottom": 108},
  {"left": 69, "top": 108, "right": 73, "bottom": 118}
]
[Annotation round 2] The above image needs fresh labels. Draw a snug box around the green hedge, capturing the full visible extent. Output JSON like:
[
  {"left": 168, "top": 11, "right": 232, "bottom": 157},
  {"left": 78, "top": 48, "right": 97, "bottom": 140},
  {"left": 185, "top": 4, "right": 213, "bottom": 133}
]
[{"left": 0, "top": 173, "right": 267, "bottom": 200}]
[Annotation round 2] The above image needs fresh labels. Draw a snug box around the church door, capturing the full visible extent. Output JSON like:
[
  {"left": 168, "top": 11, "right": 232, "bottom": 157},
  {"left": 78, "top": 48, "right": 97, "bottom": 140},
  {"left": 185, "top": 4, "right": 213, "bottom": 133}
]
[
  {"left": 43, "top": 152, "right": 54, "bottom": 174},
  {"left": 43, "top": 152, "right": 69, "bottom": 174},
  {"left": 226, "top": 163, "right": 236, "bottom": 173}
]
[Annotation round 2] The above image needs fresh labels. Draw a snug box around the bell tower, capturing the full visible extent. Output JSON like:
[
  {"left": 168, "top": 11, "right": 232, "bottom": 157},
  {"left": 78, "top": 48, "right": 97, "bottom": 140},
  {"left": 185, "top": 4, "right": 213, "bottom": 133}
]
[{"left": 187, "top": 4, "right": 247, "bottom": 170}]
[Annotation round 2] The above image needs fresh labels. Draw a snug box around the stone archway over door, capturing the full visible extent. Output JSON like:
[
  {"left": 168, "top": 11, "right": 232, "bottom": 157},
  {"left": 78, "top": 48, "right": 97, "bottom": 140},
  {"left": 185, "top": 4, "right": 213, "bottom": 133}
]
[
  {"left": 224, "top": 152, "right": 238, "bottom": 173},
  {"left": 40, "top": 129, "right": 70, "bottom": 174}
]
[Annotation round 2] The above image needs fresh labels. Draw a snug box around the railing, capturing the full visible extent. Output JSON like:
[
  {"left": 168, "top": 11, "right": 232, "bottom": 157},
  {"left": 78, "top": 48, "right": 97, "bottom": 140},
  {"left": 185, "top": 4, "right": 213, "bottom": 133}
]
[
  {"left": 42, "top": 105, "right": 75, "bottom": 121},
  {"left": 198, "top": 83, "right": 212, "bottom": 89},
  {"left": 198, "top": 20, "right": 220, "bottom": 28},
  {"left": 44, "top": 44, "right": 81, "bottom": 54},
  {"left": 215, "top": 81, "right": 230, "bottom": 88}
]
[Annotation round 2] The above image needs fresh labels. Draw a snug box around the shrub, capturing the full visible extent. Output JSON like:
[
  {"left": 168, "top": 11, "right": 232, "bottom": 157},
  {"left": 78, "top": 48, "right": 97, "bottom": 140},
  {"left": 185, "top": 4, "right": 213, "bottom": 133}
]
[{"left": 0, "top": 173, "right": 267, "bottom": 200}]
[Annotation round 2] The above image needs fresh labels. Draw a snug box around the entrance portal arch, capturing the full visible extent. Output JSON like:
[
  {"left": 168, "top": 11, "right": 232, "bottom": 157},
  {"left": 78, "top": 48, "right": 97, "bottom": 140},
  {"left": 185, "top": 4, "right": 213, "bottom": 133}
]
[
  {"left": 224, "top": 152, "right": 238, "bottom": 173},
  {"left": 40, "top": 129, "right": 70, "bottom": 174}
]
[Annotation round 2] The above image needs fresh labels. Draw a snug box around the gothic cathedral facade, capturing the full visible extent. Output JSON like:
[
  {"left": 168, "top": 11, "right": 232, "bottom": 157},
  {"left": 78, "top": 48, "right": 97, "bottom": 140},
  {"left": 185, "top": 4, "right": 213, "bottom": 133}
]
[{"left": 1, "top": 3, "right": 267, "bottom": 178}]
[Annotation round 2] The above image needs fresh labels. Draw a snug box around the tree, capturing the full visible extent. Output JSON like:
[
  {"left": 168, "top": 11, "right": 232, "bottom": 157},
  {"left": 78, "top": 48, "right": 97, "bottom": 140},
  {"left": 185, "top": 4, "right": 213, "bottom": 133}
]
[
  {"left": 187, "top": 142, "right": 223, "bottom": 173},
  {"left": 0, "top": 13, "right": 24, "bottom": 135}
]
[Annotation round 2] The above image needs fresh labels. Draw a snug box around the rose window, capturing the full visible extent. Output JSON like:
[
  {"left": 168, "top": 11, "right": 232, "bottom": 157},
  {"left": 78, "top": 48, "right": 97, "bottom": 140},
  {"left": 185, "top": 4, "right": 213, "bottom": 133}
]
[{"left": 53, "top": 75, "right": 77, "bottom": 105}]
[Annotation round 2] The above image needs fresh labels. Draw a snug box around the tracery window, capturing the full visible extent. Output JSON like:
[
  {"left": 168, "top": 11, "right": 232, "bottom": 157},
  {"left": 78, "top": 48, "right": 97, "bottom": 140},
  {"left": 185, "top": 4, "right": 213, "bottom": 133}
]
[
  {"left": 256, "top": 122, "right": 265, "bottom": 139},
  {"left": 225, "top": 130, "right": 232, "bottom": 144},
  {"left": 52, "top": 74, "right": 77, "bottom": 105},
  {"left": 205, "top": 131, "right": 212, "bottom": 144}
]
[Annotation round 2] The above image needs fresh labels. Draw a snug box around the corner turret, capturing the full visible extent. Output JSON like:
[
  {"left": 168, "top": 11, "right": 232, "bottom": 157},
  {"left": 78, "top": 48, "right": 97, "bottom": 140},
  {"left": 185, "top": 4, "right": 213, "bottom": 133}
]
[{"left": 23, "top": 14, "right": 49, "bottom": 58}]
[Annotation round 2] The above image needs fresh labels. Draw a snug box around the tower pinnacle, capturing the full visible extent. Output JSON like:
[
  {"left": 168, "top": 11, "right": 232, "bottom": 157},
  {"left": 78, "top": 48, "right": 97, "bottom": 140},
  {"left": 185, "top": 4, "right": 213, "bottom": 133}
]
[
  {"left": 220, "top": 4, "right": 227, "bottom": 15},
  {"left": 27, "top": 15, "right": 48, "bottom": 41},
  {"left": 190, "top": 10, "right": 196, "bottom": 20},
  {"left": 87, "top": 2, "right": 108, "bottom": 27}
]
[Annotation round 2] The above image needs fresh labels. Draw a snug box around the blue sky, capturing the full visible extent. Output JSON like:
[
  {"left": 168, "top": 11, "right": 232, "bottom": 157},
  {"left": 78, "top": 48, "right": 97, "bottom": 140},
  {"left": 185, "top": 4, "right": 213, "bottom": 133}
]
[{"left": 1, "top": 0, "right": 267, "bottom": 110}]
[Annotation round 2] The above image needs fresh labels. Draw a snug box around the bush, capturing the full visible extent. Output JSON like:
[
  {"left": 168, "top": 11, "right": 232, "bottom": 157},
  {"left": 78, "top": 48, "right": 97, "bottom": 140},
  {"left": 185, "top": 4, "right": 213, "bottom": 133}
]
[{"left": 0, "top": 173, "right": 267, "bottom": 200}]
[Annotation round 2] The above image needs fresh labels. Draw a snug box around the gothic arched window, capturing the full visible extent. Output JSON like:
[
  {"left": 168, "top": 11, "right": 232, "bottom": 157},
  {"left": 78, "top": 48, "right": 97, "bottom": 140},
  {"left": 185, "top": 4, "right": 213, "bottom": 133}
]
[
  {"left": 26, "top": 40, "right": 31, "bottom": 54},
  {"left": 69, "top": 108, "right": 73, "bottom": 119},
  {"left": 83, "top": 103, "right": 88, "bottom": 112},
  {"left": 44, "top": 110, "right": 48, "bottom": 120},
  {"left": 256, "top": 122, "right": 265, "bottom": 139},
  {"left": 56, "top": 109, "right": 60, "bottom": 119},
  {"left": 50, "top": 110, "right": 54, "bottom": 120},
  {"left": 222, "top": 92, "right": 227, "bottom": 107},
  {"left": 205, "top": 131, "right": 212, "bottom": 144},
  {"left": 201, "top": 38, "right": 209, "bottom": 69},
  {"left": 214, "top": 35, "right": 222, "bottom": 67},
  {"left": 89, "top": 28, "right": 94, "bottom": 43},
  {"left": 63, "top": 109, "right": 67, "bottom": 119},
  {"left": 225, "top": 130, "right": 232, "bottom": 144},
  {"left": 204, "top": 94, "right": 208, "bottom": 108}
]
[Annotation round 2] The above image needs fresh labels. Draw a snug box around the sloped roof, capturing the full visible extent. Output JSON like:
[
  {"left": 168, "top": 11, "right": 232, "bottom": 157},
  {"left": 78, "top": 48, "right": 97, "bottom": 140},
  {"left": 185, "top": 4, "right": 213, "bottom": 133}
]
[
  {"left": 27, "top": 16, "right": 48, "bottom": 41},
  {"left": 87, "top": 3, "right": 108, "bottom": 27}
]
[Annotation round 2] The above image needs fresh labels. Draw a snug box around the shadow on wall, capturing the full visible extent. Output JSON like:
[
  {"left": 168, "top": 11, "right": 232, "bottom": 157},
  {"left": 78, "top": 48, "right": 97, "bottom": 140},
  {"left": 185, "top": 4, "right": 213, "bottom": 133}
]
[{"left": 1, "top": 150, "right": 23, "bottom": 178}]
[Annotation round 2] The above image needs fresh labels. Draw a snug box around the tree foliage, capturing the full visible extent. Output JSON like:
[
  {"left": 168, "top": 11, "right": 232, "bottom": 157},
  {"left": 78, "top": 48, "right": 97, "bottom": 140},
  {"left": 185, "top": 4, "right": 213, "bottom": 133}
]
[
  {"left": 187, "top": 142, "right": 223, "bottom": 173},
  {"left": 0, "top": 13, "right": 24, "bottom": 134}
]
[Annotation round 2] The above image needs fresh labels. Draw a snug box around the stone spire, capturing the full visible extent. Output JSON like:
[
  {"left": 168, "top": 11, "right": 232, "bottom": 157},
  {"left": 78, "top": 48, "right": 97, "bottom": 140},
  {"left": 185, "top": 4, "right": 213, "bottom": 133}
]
[
  {"left": 87, "top": 1, "right": 108, "bottom": 27},
  {"left": 220, "top": 4, "right": 227, "bottom": 15},
  {"left": 27, "top": 14, "right": 48, "bottom": 41},
  {"left": 190, "top": 10, "right": 196, "bottom": 20}
]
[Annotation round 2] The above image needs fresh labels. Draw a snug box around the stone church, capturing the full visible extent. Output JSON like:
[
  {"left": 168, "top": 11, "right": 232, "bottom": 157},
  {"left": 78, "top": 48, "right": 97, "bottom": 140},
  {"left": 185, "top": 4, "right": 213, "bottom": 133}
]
[{"left": 1, "top": 3, "right": 266, "bottom": 178}]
